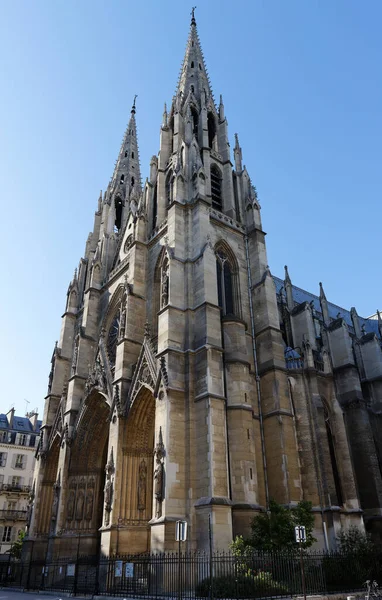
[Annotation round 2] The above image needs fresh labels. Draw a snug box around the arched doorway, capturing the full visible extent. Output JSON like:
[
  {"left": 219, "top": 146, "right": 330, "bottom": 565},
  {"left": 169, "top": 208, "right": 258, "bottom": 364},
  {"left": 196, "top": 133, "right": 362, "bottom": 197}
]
[
  {"left": 63, "top": 392, "right": 110, "bottom": 558},
  {"left": 117, "top": 386, "right": 155, "bottom": 554}
]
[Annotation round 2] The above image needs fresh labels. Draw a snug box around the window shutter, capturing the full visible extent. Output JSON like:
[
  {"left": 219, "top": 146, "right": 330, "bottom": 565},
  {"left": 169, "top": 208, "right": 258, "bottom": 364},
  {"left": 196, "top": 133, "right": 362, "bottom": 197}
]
[
  {"left": 22, "top": 455, "right": 27, "bottom": 469},
  {"left": 0, "top": 475, "right": 3, "bottom": 485},
  {"left": 10, "top": 527, "right": 16, "bottom": 542},
  {"left": 11, "top": 455, "right": 16, "bottom": 468},
  {"left": 8, "top": 476, "right": 12, "bottom": 484},
  {"left": 0, "top": 526, "right": 3, "bottom": 542},
  {"left": 8, "top": 432, "right": 12, "bottom": 443}
]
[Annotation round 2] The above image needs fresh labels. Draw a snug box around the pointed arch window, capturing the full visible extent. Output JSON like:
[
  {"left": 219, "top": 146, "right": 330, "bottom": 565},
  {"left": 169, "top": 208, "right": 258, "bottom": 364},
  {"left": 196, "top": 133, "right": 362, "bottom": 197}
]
[
  {"left": 124, "top": 151, "right": 128, "bottom": 157},
  {"left": 115, "top": 197, "right": 123, "bottom": 231},
  {"left": 131, "top": 151, "right": 134, "bottom": 159},
  {"left": 323, "top": 403, "right": 343, "bottom": 506},
  {"left": 165, "top": 172, "right": 174, "bottom": 205},
  {"left": 131, "top": 176, "right": 135, "bottom": 187},
  {"left": 120, "top": 174, "right": 125, "bottom": 184},
  {"left": 191, "top": 61, "right": 194, "bottom": 68},
  {"left": 190, "top": 106, "right": 199, "bottom": 138},
  {"left": 211, "top": 165, "right": 222, "bottom": 211},
  {"left": 216, "top": 249, "right": 237, "bottom": 317},
  {"left": 208, "top": 112, "right": 217, "bottom": 149}
]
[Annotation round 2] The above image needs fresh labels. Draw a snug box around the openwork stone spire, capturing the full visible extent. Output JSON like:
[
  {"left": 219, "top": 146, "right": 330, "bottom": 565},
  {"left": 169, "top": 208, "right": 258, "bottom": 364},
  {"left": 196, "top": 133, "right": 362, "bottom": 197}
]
[
  {"left": 109, "top": 96, "right": 142, "bottom": 199},
  {"left": 175, "top": 10, "right": 214, "bottom": 110}
]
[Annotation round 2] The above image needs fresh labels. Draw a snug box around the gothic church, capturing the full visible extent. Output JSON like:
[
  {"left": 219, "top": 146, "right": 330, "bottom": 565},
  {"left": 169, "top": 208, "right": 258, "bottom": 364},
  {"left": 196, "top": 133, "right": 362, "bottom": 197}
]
[{"left": 29, "top": 14, "right": 382, "bottom": 559}]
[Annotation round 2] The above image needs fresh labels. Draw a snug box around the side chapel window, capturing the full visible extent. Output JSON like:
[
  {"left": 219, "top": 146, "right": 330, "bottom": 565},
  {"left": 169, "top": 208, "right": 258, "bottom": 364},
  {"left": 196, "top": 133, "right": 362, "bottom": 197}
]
[{"left": 216, "top": 250, "right": 234, "bottom": 316}]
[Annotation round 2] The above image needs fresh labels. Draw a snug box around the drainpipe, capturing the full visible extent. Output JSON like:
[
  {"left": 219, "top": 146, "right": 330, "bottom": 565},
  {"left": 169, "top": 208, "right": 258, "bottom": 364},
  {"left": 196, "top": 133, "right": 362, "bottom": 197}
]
[{"left": 244, "top": 235, "right": 269, "bottom": 510}]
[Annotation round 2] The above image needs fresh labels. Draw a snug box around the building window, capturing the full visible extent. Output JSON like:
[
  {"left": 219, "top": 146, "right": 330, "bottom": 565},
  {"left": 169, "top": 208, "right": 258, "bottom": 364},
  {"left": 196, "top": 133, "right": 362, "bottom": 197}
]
[
  {"left": 120, "top": 174, "right": 124, "bottom": 184},
  {"left": 131, "top": 151, "right": 134, "bottom": 159},
  {"left": 208, "top": 113, "right": 216, "bottom": 149},
  {"left": 18, "top": 434, "right": 27, "bottom": 446},
  {"left": 191, "top": 61, "right": 194, "bottom": 68},
  {"left": 124, "top": 150, "right": 128, "bottom": 157},
  {"left": 0, "top": 453, "right": 7, "bottom": 467},
  {"left": 2, "top": 526, "right": 12, "bottom": 542},
  {"left": 14, "top": 454, "right": 25, "bottom": 469},
  {"left": 216, "top": 250, "right": 234, "bottom": 316},
  {"left": 165, "top": 172, "right": 174, "bottom": 205},
  {"left": 0, "top": 431, "right": 7, "bottom": 442},
  {"left": 114, "top": 197, "right": 123, "bottom": 232},
  {"left": 11, "top": 476, "right": 21, "bottom": 487},
  {"left": 190, "top": 106, "right": 199, "bottom": 138},
  {"left": 211, "top": 165, "right": 222, "bottom": 211}
]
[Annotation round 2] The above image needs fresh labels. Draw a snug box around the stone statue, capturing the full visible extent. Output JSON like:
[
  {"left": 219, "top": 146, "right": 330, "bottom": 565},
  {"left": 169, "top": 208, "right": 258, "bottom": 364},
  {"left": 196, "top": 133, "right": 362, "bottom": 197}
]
[
  {"left": 85, "top": 489, "right": 94, "bottom": 520},
  {"left": 137, "top": 459, "right": 147, "bottom": 511},
  {"left": 67, "top": 490, "right": 75, "bottom": 521},
  {"left": 75, "top": 490, "right": 84, "bottom": 520},
  {"left": 51, "top": 476, "right": 61, "bottom": 522},
  {"left": 161, "top": 262, "right": 169, "bottom": 308},
  {"left": 71, "top": 336, "right": 79, "bottom": 376},
  {"left": 119, "top": 301, "right": 126, "bottom": 341},
  {"left": 104, "top": 472, "right": 113, "bottom": 526},
  {"left": 154, "top": 456, "right": 164, "bottom": 519}
]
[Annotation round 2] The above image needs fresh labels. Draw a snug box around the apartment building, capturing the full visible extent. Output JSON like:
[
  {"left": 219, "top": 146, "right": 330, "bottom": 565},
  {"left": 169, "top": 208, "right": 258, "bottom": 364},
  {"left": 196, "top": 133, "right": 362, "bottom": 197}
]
[{"left": 0, "top": 408, "right": 41, "bottom": 554}]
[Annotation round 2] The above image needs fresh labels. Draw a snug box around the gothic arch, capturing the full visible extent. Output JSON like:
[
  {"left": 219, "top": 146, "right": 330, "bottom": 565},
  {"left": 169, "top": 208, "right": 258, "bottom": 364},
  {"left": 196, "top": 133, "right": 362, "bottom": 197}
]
[
  {"left": 215, "top": 240, "right": 241, "bottom": 318},
  {"left": 119, "top": 386, "right": 155, "bottom": 532},
  {"left": 64, "top": 391, "right": 110, "bottom": 537}
]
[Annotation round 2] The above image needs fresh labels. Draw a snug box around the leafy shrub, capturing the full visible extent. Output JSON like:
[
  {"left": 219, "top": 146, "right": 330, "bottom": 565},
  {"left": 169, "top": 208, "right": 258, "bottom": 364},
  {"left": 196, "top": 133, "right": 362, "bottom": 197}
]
[{"left": 195, "top": 571, "right": 287, "bottom": 598}]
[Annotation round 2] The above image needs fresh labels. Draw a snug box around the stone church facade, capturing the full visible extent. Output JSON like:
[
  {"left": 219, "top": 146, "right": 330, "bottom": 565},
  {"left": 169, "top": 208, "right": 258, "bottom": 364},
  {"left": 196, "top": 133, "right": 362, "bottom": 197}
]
[{"left": 28, "top": 14, "right": 382, "bottom": 559}]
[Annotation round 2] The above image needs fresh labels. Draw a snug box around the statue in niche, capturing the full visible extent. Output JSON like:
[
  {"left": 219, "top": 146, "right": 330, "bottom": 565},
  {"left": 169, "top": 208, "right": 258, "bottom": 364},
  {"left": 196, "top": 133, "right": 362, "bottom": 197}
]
[
  {"left": 51, "top": 475, "right": 61, "bottom": 522},
  {"left": 161, "top": 260, "right": 169, "bottom": 308},
  {"left": 154, "top": 455, "right": 164, "bottom": 519},
  {"left": 67, "top": 489, "right": 75, "bottom": 521},
  {"left": 104, "top": 477, "right": 113, "bottom": 526},
  {"left": 71, "top": 335, "right": 79, "bottom": 376},
  {"left": 85, "top": 488, "right": 94, "bottom": 520},
  {"left": 75, "top": 490, "right": 84, "bottom": 520},
  {"left": 137, "top": 459, "right": 147, "bottom": 511},
  {"left": 26, "top": 484, "right": 35, "bottom": 531},
  {"left": 119, "top": 301, "right": 126, "bottom": 341}
]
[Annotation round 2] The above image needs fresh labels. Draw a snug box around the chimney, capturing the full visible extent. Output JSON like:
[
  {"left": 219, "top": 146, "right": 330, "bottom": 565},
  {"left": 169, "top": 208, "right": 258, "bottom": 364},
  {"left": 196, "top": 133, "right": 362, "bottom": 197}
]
[{"left": 6, "top": 407, "right": 15, "bottom": 429}]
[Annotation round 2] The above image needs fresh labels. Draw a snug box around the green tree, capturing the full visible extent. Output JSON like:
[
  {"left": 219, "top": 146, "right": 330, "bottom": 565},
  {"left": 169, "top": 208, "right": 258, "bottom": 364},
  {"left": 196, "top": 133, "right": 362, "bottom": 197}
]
[
  {"left": 336, "top": 525, "right": 376, "bottom": 555},
  {"left": 9, "top": 530, "right": 26, "bottom": 559},
  {"left": 231, "top": 500, "right": 316, "bottom": 553}
]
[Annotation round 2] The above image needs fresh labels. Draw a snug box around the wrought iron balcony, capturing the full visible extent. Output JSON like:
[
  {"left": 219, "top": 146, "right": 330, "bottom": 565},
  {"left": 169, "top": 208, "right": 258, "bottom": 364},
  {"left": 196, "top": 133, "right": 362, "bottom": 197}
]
[
  {"left": 0, "top": 483, "right": 31, "bottom": 493},
  {"left": 0, "top": 509, "right": 28, "bottom": 521}
]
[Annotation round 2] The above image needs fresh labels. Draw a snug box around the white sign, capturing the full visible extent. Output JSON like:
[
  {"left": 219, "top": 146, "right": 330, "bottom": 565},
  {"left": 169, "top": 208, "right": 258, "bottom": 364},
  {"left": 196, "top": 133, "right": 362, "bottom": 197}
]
[
  {"left": 67, "top": 564, "right": 75, "bottom": 577},
  {"left": 125, "top": 562, "right": 134, "bottom": 578},
  {"left": 115, "top": 560, "right": 123, "bottom": 577},
  {"left": 176, "top": 520, "right": 187, "bottom": 542},
  {"left": 295, "top": 525, "right": 306, "bottom": 543}
]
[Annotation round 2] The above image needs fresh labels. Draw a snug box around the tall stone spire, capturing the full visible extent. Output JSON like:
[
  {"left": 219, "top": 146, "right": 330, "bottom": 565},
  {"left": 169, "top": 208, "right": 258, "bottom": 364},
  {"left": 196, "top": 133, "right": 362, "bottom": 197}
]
[
  {"left": 109, "top": 96, "right": 142, "bottom": 201},
  {"left": 175, "top": 9, "right": 214, "bottom": 110}
]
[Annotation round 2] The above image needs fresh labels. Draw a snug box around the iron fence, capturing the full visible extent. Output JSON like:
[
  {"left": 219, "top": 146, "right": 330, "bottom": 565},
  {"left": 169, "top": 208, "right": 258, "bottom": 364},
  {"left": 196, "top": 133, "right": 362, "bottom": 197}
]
[{"left": 1, "top": 550, "right": 382, "bottom": 598}]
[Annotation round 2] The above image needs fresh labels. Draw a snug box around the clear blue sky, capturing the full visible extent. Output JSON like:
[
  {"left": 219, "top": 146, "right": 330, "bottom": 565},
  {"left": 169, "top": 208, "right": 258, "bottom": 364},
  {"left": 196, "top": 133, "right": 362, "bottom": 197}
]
[{"left": 0, "top": 0, "right": 381, "bottom": 417}]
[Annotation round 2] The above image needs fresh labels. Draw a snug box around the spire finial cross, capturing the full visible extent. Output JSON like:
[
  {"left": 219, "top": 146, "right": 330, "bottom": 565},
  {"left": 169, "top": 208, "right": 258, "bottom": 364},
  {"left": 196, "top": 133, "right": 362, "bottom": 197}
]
[
  {"left": 191, "top": 6, "right": 196, "bottom": 22},
  {"left": 131, "top": 94, "right": 138, "bottom": 113}
]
